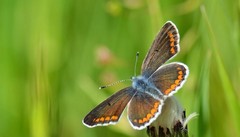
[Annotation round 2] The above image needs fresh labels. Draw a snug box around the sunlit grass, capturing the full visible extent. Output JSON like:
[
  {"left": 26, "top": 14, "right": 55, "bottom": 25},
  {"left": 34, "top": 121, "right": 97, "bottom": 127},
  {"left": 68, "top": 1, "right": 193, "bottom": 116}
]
[{"left": 0, "top": 0, "right": 239, "bottom": 137}]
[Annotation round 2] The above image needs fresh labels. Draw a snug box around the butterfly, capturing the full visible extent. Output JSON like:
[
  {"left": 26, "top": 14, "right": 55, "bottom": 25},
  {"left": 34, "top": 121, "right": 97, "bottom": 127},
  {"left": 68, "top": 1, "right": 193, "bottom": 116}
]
[{"left": 82, "top": 21, "right": 189, "bottom": 130}]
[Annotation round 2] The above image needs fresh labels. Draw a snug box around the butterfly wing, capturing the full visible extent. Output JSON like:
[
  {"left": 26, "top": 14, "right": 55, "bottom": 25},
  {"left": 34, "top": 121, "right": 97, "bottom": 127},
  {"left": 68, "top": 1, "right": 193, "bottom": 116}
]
[
  {"left": 141, "top": 21, "right": 180, "bottom": 77},
  {"left": 127, "top": 91, "right": 163, "bottom": 130},
  {"left": 83, "top": 87, "right": 137, "bottom": 127},
  {"left": 149, "top": 62, "right": 189, "bottom": 97}
]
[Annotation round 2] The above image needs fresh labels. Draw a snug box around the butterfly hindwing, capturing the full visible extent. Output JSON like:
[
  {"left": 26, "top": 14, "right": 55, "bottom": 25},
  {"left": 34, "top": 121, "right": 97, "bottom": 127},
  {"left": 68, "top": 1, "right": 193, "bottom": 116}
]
[
  {"left": 149, "top": 62, "right": 189, "bottom": 97},
  {"left": 83, "top": 87, "right": 137, "bottom": 127},
  {"left": 127, "top": 91, "right": 163, "bottom": 130}
]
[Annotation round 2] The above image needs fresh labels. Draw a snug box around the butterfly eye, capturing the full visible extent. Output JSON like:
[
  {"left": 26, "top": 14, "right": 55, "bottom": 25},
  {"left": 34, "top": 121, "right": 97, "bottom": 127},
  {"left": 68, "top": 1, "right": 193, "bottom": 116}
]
[{"left": 137, "top": 80, "right": 147, "bottom": 88}]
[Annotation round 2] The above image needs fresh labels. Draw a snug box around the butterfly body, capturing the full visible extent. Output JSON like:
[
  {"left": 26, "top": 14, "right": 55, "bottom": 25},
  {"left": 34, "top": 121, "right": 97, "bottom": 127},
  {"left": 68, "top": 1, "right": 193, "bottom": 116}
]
[
  {"left": 132, "top": 76, "right": 158, "bottom": 95},
  {"left": 83, "top": 21, "right": 189, "bottom": 130}
]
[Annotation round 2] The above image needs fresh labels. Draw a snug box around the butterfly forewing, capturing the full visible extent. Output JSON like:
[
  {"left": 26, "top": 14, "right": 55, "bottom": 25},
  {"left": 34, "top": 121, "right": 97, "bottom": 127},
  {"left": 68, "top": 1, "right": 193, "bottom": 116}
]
[
  {"left": 83, "top": 87, "right": 137, "bottom": 127},
  {"left": 141, "top": 21, "right": 180, "bottom": 77},
  {"left": 127, "top": 91, "right": 163, "bottom": 130},
  {"left": 149, "top": 63, "right": 189, "bottom": 97}
]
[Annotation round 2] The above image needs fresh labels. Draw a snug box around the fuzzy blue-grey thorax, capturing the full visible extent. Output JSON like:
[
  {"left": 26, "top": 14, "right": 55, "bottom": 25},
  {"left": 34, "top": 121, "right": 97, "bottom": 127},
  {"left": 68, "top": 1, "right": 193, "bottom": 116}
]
[
  {"left": 132, "top": 76, "right": 152, "bottom": 92},
  {"left": 132, "top": 75, "right": 164, "bottom": 99}
]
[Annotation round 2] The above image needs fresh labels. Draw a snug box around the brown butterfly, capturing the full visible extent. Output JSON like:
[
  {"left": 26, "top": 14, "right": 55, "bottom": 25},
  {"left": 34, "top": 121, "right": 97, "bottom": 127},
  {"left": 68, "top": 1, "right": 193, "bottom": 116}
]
[{"left": 82, "top": 21, "right": 189, "bottom": 130}]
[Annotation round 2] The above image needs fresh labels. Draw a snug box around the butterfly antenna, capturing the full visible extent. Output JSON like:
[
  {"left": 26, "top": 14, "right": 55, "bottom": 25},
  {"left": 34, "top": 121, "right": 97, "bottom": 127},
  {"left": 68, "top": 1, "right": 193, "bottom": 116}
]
[
  {"left": 134, "top": 52, "right": 139, "bottom": 76},
  {"left": 99, "top": 52, "right": 139, "bottom": 89},
  {"left": 99, "top": 79, "right": 131, "bottom": 89}
]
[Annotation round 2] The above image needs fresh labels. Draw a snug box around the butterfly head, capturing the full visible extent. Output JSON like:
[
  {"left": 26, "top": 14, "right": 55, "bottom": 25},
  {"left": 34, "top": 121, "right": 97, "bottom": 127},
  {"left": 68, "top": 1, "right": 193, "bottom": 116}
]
[{"left": 131, "top": 75, "right": 149, "bottom": 92}]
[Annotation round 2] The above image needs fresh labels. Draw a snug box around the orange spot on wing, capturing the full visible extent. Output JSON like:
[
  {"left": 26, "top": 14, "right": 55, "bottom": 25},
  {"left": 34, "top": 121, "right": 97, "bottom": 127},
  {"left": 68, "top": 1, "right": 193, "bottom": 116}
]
[
  {"left": 147, "top": 113, "right": 152, "bottom": 119},
  {"left": 111, "top": 115, "right": 118, "bottom": 121},
  {"left": 151, "top": 108, "right": 157, "bottom": 115},
  {"left": 143, "top": 118, "right": 147, "bottom": 123},
  {"left": 105, "top": 116, "right": 110, "bottom": 121},
  {"left": 170, "top": 47, "right": 175, "bottom": 54},
  {"left": 177, "top": 67, "right": 182, "bottom": 70},
  {"left": 171, "top": 84, "right": 176, "bottom": 90},
  {"left": 175, "top": 79, "right": 180, "bottom": 85},
  {"left": 168, "top": 32, "right": 175, "bottom": 48},
  {"left": 95, "top": 118, "right": 100, "bottom": 122},
  {"left": 165, "top": 89, "right": 171, "bottom": 94},
  {"left": 139, "top": 119, "right": 143, "bottom": 124},
  {"left": 178, "top": 75, "right": 183, "bottom": 80},
  {"left": 178, "top": 71, "right": 183, "bottom": 75},
  {"left": 100, "top": 117, "right": 105, "bottom": 122},
  {"left": 168, "top": 32, "right": 174, "bottom": 38},
  {"left": 154, "top": 102, "right": 159, "bottom": 108}
]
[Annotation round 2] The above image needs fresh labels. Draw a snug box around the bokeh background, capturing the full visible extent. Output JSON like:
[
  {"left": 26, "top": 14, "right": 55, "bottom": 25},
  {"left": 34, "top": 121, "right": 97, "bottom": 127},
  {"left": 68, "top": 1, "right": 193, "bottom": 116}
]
[{"left": 0, "top": 0, "right": 239, "bottom": 137}]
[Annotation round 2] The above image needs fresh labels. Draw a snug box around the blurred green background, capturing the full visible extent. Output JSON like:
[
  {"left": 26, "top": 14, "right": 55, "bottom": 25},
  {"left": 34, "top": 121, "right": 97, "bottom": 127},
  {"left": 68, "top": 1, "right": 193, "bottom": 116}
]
[{"left": 0, "top": 0, "right": 239, "bottom": 137}]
